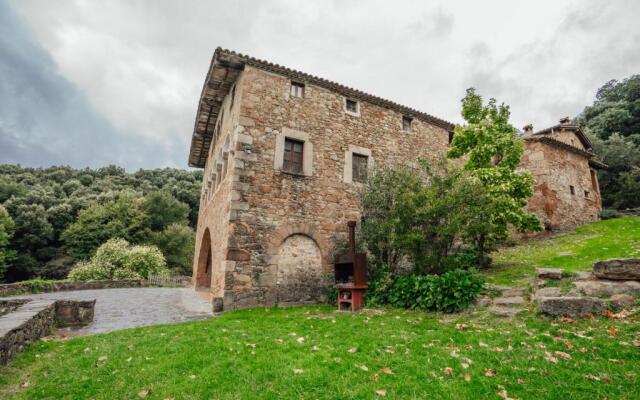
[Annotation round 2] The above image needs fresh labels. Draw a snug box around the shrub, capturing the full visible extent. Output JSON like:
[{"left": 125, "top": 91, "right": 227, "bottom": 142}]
[
  {"left": 367, "top": 269, "right": 484, "bottom": 313},
  {"left": 68, "top": 238, "right": 167, "bottom": 281},
  {"left": 600, "top": 208, "right": 622, "bottom": 220}
]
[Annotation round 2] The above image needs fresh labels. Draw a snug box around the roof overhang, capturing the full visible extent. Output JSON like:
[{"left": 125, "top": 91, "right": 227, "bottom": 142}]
[
  {"left": 188, "top": 50, "right": 244, "bottom": 168},
  {"left": 532, "top": 123, "right": 593, "bottom": 151}
]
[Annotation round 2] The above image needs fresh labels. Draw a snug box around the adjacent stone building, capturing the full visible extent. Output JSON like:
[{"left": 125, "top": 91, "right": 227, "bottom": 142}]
[
  {"left": 188, "top": 48, "right": 602, "bottom": 310},
  {"left": 520, "top": 118, "right": 603, "bottom": 229}
]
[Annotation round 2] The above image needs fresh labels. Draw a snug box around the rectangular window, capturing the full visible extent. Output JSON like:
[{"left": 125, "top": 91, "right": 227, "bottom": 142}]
[
  {"left": 590, "top": 169, "right": 598, "bottom": 193},
  {"left": 448, "top": 131, "right": 454, "bottom": 144},
  {"left": 402, "top": 116, "right": 413, "bottom": 132},
  {"left": 352, "top": 153, "right": 368, "bottom": 183},
  {"left": 283, "top": 138, "right": 304, "bottom": 173},
  {"left": 584, "top": 190, "right": 589, "bottom": 198},
  {"left": 570, "top": 185, "right": 575, "bottom": 195},
  {"left": 345, "top": 98, "right": 358, "bottom": 114},
  {"left": 290, "top": 82, "right": 305, "bottom": 98}
]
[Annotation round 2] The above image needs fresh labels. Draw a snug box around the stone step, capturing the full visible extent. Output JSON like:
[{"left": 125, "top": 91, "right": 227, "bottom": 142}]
[
  {"left": 492, "top": 296, "right": 525, "bottom": 307},
  {"left": 489, "top": 306, "right": 523, "bottom": 317},
  {"left": 534, "top": 287, "right": 561, "bottom": 300},
  {"left": 537, "top": 268, "right": 564, "bottom": 280}
]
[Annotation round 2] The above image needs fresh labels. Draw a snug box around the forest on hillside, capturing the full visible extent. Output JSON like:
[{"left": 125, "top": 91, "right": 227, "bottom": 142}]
[{"left": 0, "top": 165, "right": 202, "bottom": 283}]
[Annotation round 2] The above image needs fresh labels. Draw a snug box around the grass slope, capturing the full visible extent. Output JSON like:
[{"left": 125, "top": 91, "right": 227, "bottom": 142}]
[
  {"left": 1, "top": 307, "right": 638, "bottom": 399},
  {"left": 487, "top": 216, "right": 640, "bottom": 286}
]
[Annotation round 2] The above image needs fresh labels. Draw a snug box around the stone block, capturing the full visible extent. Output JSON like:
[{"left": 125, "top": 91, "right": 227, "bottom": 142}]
[
  {"left": 534, "top": 287, "right": 561, "bottom": 300},
  {"left": 609, "top": 294, "right": 636, "bottom": 309},
  {"left": 573, "top": 280, "right": 640, "bottom": 297},
  {"left": 593, "top": 259, "right": 640, "bottom": 280},
  {"left": 537, "top": 268, "right": 564, "bottom": 280},
  {"left": 538, "top": 296, "right": 606, "bottom": 317}
]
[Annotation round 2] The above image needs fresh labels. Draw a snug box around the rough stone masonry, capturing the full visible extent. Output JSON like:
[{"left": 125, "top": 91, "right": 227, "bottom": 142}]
[{"left": 188, "top": 48, "right": 603, "bottom": 310}]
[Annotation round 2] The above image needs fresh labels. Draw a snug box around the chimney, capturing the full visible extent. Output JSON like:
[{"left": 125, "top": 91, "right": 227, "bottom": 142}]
[
  {"left": 347, "top": 220, "right": 356, "bottom": 257},
  {"left": 559, "top": 117, "right": 570, "bottom": 124},
  {"left": 523, "top": 124, "right": 533, "bottom": 135}
]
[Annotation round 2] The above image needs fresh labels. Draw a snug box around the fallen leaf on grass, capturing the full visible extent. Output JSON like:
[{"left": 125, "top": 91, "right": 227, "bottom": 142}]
[
  {"left": 19, "top": 382, "right": 29, "bottom": 389},
  {"left": 463, "top": 373, "right": 471, "bottom": 382},
  {"left": 609, "top": 358, "right": 624, "bottom": 365},
  {"left": 484, "top": 368, "right": 496, "bottom": 377},
  {"left": 275, "top": 339, "right": 283, "bottom": 344},
  {"left": 245, "top": 343, "right": 256, "bottom": 348},
  {"left": 544, "top": 352, "right": 558, "bottom": 364},
  {"left": 380, "top": 367, "right": 394, "bottom": 375},
  {"left": 584, "top": 374, "right": 600, "bottom": 381},
  {"left": 455, "top": 323, "right": 468, "bottom": 330},
  {"left": 375, "top": 389, "right": 387, "bottom": 396},
  {"left": 443, "top": 367, "right": 453, "bottom": 376},
  {"left": 292, "top": 368, "right": 304, "bottom": 374},
  {"left": 370, "top": 374, "right": 379, "bottom": 382},
  {"left": 126, "top": 357, "right": 132, "bottom": 363},
  {"left": 461, "top": 363, "right": 470, "bottom": 369},
  {"left": 312, "top": 345, "right": 320, "bottom": 351},
  {"left": 479, "top": 342, "right": 489, "bottom": 348},
  {"left": 296, "top": 337, "right": 305, "bottom": 344},
  {"left": 348, "top": 347, "right": 358, "bottom": 353},
  {"left": 495, "top": 347, "right": 504, "bottom": 353},
  {"left": 555, "top": 351, "right": 571, "bottom": 360},
  {"left": 607, "top": 326, "right": 618, "bottom": 336},
  {"left": 497, "top": 389, "right": 515, "bottom": 400},
  {"left": 517, "top": 378, "right": 525, "bottom": 384},
  {"left": 96, "top": 356, "right": 108, "bottom": 367},
  {"left": 356, "top": 364, "right": 369, "bottom": 371},
  {"left": 138, "top": 389, "right": 150, "bottom": 398},
  {"left": 579, "top": 347, "right": 588, "bottom": 353}
]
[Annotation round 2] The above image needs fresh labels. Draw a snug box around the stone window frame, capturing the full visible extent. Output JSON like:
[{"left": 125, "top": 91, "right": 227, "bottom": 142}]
[
  {"left": 274, "top": 127, "right": 314, "bottom": 177},
  {"left": 290, "top": 81, "right": 305, "bottom": 99},
  {"left": 569, "top": 185, "right": 575, "bottom": 195},
  {"left": 402, "top": 115, "right": 413, "bottom": 132},
  {"left": 344, "top": 97, "right": 360, "bottom": 117},
  {"left": 343, "top": 144, "right": 373, "bottom": 184}
]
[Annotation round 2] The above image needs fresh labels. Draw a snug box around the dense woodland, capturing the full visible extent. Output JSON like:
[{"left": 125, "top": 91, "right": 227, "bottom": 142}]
[
  {"left": 0, "top": 166, "right": 202, "bottom": 282},
  {"left": 577, "top": 74, "right": 640, "bottom": 209}
]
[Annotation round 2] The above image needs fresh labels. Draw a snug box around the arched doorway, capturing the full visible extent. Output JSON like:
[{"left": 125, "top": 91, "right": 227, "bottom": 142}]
[
  {"left": 276, "top": 234, "right": 323, "bottom": 304},
  {"left": 195, "top": 228, "right": 213, "bottom": 289}
]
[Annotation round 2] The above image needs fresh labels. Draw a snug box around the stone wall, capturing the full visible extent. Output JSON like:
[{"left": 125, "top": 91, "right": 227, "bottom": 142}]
[
  {"left": 521, "top": 138, "right": 601, "bottom": 229},
  {"left": 0, "top": 279, "right": 153, "bottom": 298},
  {"left": 196, "top": 65, "right": 451, "bottom": 310},
  {"left": 0, "top": 299, "right": 96, "bottom": 365}
]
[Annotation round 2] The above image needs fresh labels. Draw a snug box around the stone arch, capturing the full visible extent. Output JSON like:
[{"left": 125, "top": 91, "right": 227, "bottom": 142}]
[
  {"left": 195, "top": 228, "right": 213, "bottom": 288},
  {"left": 276, "top": 234, "right": 324, "bottom": 304},
  {"left": 265, "top": 223, "right": 331, "bottom": 264}
]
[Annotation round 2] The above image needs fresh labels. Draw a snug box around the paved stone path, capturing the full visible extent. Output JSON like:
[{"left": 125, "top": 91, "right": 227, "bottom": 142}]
[{"left": 10, "top": 288, "right": 213, "bottom": 335}]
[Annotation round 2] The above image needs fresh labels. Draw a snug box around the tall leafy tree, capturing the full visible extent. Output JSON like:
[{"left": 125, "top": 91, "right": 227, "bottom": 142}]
[
  {"left": 576, "top": 75, "right": 640, "bottom": 209},
  {"left": 0, "top": 205, "right": 15, "bottom": 280},
  {"left": 448, "top": 88, "right": 541, "bottom": 266}
]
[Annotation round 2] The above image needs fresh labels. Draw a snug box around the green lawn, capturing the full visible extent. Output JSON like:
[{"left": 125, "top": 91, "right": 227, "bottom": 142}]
[
  {"left": 486, "top": 216, "right": 640, "bottom": 286},
  {"left": 2, "top": 217, "right": 639, "bottom": 399},
  {"left": 1, "top": 306, "right": 639, "bottom": 399}
]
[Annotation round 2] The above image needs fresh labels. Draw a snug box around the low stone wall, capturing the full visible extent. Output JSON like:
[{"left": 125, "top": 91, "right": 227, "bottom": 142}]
[
  {"left": 0, "top": 279, "right": 152, "bottom": 298},
  {"left": 0, "top": 299, "right": 96, "bottom": 365}
]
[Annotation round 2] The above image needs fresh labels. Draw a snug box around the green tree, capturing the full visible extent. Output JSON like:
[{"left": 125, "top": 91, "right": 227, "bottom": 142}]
[
  {"left": 61, "top": 194, "right": 147, "bottom": 259},
  {"left": 0, "top": 205, "right": 16, "bottom": 280},
  {"left": 149, "top": 223, "right": 195, "bottom": 275},
  {"left": 140, "top": 191, "right": 190, "bottom": 231},
  {"left": 447, "top": 88, "right": 541, "bottom": 266}
]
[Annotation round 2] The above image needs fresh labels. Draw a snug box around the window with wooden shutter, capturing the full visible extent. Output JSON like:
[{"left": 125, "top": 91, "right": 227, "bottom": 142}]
[
  {"left": 283, "top": 138, "right": 304, "bottom": 173},
  {"left": 290, "top": 82, "right": 305, "bottom": 98},
  {"left": 352, "top": 153, "right": 368, "bottom": 183}
]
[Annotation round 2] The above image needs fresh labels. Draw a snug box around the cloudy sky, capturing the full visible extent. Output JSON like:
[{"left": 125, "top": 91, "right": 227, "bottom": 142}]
[{"left": 1, "top": 0, "right": 639, "bottom": 170}]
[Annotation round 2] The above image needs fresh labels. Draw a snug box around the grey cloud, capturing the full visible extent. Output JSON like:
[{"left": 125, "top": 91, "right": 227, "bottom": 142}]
[{"left": 0, "top": 1, "right": 184, "bottom": 169}]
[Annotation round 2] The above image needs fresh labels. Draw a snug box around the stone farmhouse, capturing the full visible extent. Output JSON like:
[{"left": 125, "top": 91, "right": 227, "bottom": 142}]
[{"left": 188, "top": 48, "right": 602, "bottom": 310}]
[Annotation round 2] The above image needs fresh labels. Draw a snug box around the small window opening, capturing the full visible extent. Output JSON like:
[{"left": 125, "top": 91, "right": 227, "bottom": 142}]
[
  {"left": 570, "top": 185, "right": 575, "bottom": 195},
  {"left": 283, "top": 138, "right": 304, "bottom": 174},
  {"left": 352, "top": 153, "right": 369, "bottom": 183},
  {"left": 402, "top": 116, "right": 413, "bottom": 132},
  {"left": 230, "top": 85, "right": 236, "bottom": 108},
  {"left": 584, "top": 190, "right": 589, "bottom": 198},
  {"left": 590, "top": 169, "right": 598, "bottom": 193},
  {"left": 448, "top": 131, "right": 454, "bottom": 144},
  {"left": 290, "top": 82, "right": 305, "bottom": 98},
  {"left": 345, "top": 98, "right": 358, "bottom": 114}
]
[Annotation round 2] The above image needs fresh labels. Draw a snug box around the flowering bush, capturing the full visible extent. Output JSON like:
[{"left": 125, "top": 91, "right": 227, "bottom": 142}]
[{"left": 68, "top": 238, "right": 168, "bottom": 281}]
